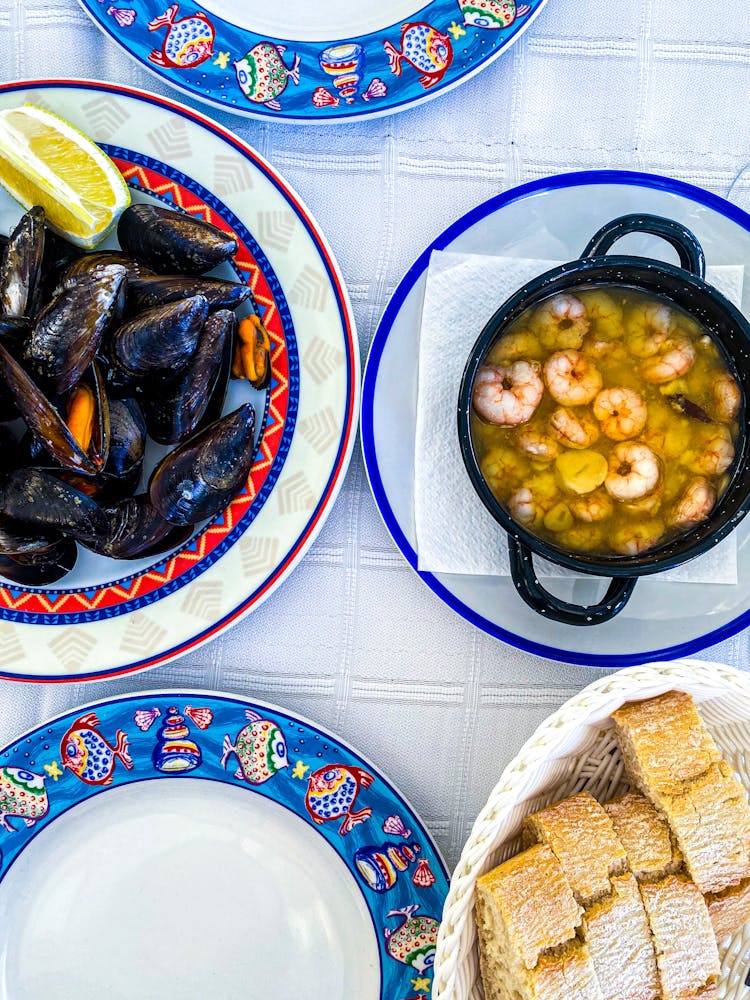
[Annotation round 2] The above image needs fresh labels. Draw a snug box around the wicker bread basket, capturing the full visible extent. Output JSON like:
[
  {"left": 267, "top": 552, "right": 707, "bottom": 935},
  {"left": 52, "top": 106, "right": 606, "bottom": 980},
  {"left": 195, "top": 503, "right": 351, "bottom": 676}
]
[{"left": 433, "top": 659, "right": 750, "bottom": 1000}]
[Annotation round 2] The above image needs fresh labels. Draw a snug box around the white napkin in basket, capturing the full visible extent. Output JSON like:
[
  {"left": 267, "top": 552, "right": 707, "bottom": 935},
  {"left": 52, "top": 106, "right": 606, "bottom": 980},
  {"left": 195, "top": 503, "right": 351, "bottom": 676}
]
[{"left": 414, "top": 251, "right": 744, "bottom": 585}]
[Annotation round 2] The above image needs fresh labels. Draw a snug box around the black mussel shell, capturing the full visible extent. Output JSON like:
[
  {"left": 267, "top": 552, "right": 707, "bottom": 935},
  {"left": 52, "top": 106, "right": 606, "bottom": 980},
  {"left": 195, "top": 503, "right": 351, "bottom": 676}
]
[
  {"left": 0, "top": 345, "right": 108, "bottom": 475},
  {"left": 37, "top": 228, "right": 85, "bottom": 307},
  {"left": 0, "top": 536, "right": 78, "bottom": 586},
  {"left": 199, "top": 316, "right": 233, "bottom": 431},
  {"left": 83, "top": 493, "right": 191, "bottom": 559},
  {"left": 0, "top": 512, "right": 61, "bottom": 555},
  {"left": 92, "top": 397, "right": 146, "bottom": 502},
  {"left": 127, "top": 275, "right": 252, "bottom": 313},
  {"left": 109, "top": 294, "right": 208, "bottom": 379},
  {"left": 62, "top": 250, "right": 154, "bottom": 284},
  {"left": 27, "top": 264, "right": 127, "bottom": 393},
  {"left": 118, "top": 204, "right": 237, "bottom": 276},
  {"left": 149, "top": 403, "right": 256, "bottom": 526},
  {"left": 0, "top": 207, "right": 45, "bottom": 318},
  {"left": 143, "top": 310, "right": 234, "bottom": 445},
  {"left": 0, "top": 425, "right": 25, "bottom": 469},
  {"left": 0, "top": 468, "right": 108, "bottom": 543},
  {"left": 0, "top": 316, "right": 30, "bottom": 341}
]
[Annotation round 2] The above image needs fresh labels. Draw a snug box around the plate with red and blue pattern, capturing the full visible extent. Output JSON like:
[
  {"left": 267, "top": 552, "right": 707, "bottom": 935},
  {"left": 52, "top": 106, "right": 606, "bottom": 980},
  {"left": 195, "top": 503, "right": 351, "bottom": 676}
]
[
  {"left": 76, "top": 0, "right": 550, "bottom": 122},
  {"left": 0, "top": 689, "right": 448, "bottom": 999}
]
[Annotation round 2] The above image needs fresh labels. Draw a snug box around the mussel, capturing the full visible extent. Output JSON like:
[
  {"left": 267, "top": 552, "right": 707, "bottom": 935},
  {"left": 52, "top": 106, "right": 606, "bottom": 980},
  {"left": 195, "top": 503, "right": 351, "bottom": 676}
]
[
  {"left": 199, "top": 316, "right": 233, "bottom": 430},
  {"left": 83, "top": 493, "right": 191, "bottom": 559},
  {"left": 109, "top": 294, "right": 208, "bottom": 379},
  {"left": 232, "top": 314, "right": 272, "bottom": 390},
  {"left": 0, "top": 535, "right": 78, "bottom": 586},
  {"left": 37, "top": 229, "right": 85, "bottom": 306},
  {"left": 62, "top": 250, "right": 154, "bottom": 284},
  {"left": 104, "top": 397, "right": 146, "bottom": 489},
  {"left": 0, "top": 207, "right": 45, "bottom": 318},
  {"left": 117, "top": 204, "right": 238, "bottom": 275},
  {"left": 127, "top": 275, "right": 252, "bottom": 313},
  {"left": 143, "top": 309, "right": 234, "bottom": 445},
  {"left": 0, "top": 345, "right": 109, "bottom": 474},
  {"left": 27, "top": 264, "right": 127, "bottom": 393},
  {"left": 0, "top": 467, "right": 108, "bottom": 544},
  {"left": 149, "top": 403, "right": 256, "bottom": 525}
]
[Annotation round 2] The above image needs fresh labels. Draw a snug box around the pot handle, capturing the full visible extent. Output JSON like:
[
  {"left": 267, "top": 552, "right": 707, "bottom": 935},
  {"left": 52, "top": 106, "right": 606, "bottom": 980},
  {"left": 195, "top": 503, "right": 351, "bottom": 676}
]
[
  {"left": 581, "top": 213, "right": 706, "bottom": 279},
  {"left": 508, "top": 537, "right": 637, "bottom": 627}
]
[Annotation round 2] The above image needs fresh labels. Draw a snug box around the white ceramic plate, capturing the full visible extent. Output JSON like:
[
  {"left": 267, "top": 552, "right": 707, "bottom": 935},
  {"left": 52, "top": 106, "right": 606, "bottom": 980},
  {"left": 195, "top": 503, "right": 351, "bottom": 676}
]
[
  {"left": 361, "top": 170, "right": 750, "bottom": 667},
  {"left": 0, "top": 690, "right": 448, "bottom": 999},
  {"left": 75, "top": 0, "right": 550, "bottom": 123},
  {"left": 0, "top": 80, "right": 359, "bottom": 682}
]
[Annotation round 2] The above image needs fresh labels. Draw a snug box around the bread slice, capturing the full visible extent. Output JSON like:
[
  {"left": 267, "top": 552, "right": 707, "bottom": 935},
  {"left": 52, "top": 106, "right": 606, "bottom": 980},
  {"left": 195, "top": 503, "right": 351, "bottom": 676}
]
[
  {"left": 612, "top": 691, "right": 721, "bottom": 799},
  {"left": 706, "top": 878, "right": 750, "bottom": 940},
  {"left": 476, "top": 936, "right": 602, "bottom": 1000},
  {"left": 582, "top": 872, "right": 660, "bottom": 1000},
  {"left": 639, "top": 875, "right": 720, "bottom": 1000},
  {"left": 660, "top": 760, "right": 750, "bottom": 894},
  {"left": 522, "top": 792, "right": 627, "bottom": 907},
  {"left": 475, "top": 844, "right": 583, "bottom": 973},
  {"left": 605, "top": 792, "right": 682, "bottom": 882}
]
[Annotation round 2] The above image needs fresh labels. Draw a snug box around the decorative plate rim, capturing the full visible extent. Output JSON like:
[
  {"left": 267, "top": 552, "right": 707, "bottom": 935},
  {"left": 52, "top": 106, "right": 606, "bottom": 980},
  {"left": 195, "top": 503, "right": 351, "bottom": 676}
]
[
  {"left": 0, "top": 687, "right": 450, "bottom": 998},
  {"left": 361, "top": 168, "right": 750, "bottom": 669},
  {"left": 75, "top": 0, "right": 551, "bottom": 123},
  {"left": 0, "top": 79, "right": 360, "bottom": 683}
]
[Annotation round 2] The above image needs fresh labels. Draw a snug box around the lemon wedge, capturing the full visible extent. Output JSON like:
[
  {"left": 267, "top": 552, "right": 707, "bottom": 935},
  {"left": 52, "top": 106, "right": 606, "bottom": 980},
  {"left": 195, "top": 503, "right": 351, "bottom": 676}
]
[{"left": 0, "top": 104, "right": 130, "bottom": 248}]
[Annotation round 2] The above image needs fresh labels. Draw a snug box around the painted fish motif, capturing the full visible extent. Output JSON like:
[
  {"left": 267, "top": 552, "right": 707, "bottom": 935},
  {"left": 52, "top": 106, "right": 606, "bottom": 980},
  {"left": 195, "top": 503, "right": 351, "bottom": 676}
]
[
  {"left": 0, "top": 767, "right": 49, "bottom": 832},
  {"left": 220, "top": 710, "right": 288, "bottom": 785},
  {"left": 147, "top": 3, "right": 215, "bottom": 69},
  {"left": 457, "top": 0, "right": 531, "bottom": 29},
  {"left": 304, "top": 764, "right": 373, "bottom": 836},
  {"left": 383, "top": 22, "right": 453, "bottom": 90},
  {"left": 60, "top": 712, "right": 133, "bottom": 786},
  {"left": 384, "top": 905, "right": 439, "bottom": 973},
  {"left": 235, "top": 43, "right": 301, "bottom": 110}
]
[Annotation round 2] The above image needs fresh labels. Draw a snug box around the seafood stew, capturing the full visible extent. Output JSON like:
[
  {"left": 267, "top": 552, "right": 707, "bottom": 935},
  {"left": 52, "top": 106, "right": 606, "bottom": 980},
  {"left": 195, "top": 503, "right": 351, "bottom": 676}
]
[
  {"left": 470, "top": 285, "right": 743, "bottom": 558},
  {"left": 0, "top": 203, "right": 269, "bottom": 586}
]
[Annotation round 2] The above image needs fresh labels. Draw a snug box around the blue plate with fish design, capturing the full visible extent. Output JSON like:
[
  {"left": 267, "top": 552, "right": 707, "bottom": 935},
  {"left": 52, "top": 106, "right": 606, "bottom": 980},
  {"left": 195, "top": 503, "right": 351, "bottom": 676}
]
[
  {"left": 75, "top": 0, "right": 550, "bottom": 122},
  {"left": 0, "top": 690, "right": 448, "bottom": 999}
]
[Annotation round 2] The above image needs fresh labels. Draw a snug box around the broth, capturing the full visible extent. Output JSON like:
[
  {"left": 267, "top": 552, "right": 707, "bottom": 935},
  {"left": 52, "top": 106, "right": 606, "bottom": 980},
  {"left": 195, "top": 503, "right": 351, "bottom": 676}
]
[{"left": 469, "top": 285, "right": 743, "bottom": 557}]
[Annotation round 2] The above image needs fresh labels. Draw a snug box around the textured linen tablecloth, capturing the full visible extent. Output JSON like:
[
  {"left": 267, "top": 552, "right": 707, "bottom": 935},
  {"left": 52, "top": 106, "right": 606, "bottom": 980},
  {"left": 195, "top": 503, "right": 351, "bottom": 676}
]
[{"left": 2, "top": 0, "right": 750, "bottom": 871}]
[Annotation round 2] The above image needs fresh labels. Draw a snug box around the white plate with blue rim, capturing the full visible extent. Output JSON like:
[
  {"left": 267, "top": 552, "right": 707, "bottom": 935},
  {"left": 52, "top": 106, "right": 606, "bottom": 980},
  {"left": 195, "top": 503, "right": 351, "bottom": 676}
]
[
  {"left": 361, "top": 170, "right": 750, "bottom": 668},
  {"left": 0, "top": 689, "right": 448, "bottom": 998},
  {"left": 75, "top": 0, "right": 550, "bottom": 123}
]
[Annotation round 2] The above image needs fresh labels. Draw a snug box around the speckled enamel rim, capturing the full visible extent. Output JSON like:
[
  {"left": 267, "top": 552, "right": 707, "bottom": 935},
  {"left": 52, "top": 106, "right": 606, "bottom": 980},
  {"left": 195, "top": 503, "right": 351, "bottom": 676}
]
[
  {"left": 75, "top": 0, "right": 550, "bottom": 123},
  {"left": 361, "top": 169, "right": 750, "bottom": 668},
  {"left": 0, "top": 689, "right": 449, "bottom": 997},
  {"left": 0, "top": 80, "right": 359, "bottom": 683}
]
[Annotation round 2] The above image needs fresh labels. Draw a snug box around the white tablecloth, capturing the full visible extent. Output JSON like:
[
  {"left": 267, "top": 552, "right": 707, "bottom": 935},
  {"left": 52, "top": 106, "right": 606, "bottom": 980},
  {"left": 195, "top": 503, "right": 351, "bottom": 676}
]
[{"left": 1, "top": 0, "right": 750, "bottom": 870}]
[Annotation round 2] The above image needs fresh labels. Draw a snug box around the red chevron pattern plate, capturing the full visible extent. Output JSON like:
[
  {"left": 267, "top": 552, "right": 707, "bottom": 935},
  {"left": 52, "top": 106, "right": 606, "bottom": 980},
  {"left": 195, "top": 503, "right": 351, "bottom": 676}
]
[{"left": 0, "top": 80, "right": 359, "bottom": 681}]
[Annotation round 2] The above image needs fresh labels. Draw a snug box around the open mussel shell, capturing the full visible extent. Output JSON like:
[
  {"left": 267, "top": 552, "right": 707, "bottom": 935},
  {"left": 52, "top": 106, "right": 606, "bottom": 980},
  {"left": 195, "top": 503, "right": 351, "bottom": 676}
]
[
  {"left": 37, "top": 228, "right": 85, "bottom": 307},
  {"left": 27, "top": 264, "right": 127, "bottom": 393},
  {"left": 91, "top": 397, "right": 146, "bottom": 503},
  {"left": 0, "top": 345, "right": 109, "bottom": 475},
  {"left": 109, "top": 294, "right": 208, "bottom": 379},
  {"left": 83, "top": 493, "right": 192, "bottom": 559},
  {"left": 127, "top": 274, "right": 252, "bottom": 313},
  {"left": 62, "top": 250, "right": 154, "bottom": 284},
  {"left": 149, "top": 403, "right": 256, "bottom": 526},
  {"left": 0, "top": 536, "right": 78, "bottom": 586},
  {"left": 0, "top": 206, "right": 45, "bottom": 319},
  {"left": 118, "top": 204, "right": 238, "bottom": 276},
  {"left": 143, "top": 309, "right": 234, "bottom": 445},
  {"left": 0, "top": 467, "right": 108, "bottom": 544},
  {"left": 199, "top": 317, "right": 233, "bottom": 431}
]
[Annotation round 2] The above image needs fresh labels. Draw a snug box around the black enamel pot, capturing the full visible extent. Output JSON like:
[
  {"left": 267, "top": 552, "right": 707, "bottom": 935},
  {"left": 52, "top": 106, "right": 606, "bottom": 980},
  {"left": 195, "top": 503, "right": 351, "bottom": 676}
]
[{"left": 457, "top": 213, "right": 750, "bottom": 627}]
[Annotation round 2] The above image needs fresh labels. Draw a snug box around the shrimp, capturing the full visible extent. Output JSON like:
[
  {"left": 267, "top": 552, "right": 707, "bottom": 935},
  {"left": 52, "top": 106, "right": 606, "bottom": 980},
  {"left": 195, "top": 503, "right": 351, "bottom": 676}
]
[
  {"left": 532, "top": 293, "right": 589, "bottom": 351},
  {"left": 593, "top": 387, "right": 648, "bottom": 441},
  {"left": 549, "top": 407, "right": 600, "bottom": 450},
  {"left": 713, "top": 371, "right": 741, "bottom": 423},
  {"left": 578, "top": 289, "right": 623, "bottom": 340},
  {"left": 622, "top": 488, "right": 663, "bottom": 517},
  {"left": 479, "top": 447, "right": 530, "bottom": 494},
  {"left": 507, "top": 473, "right": 560, "bottom": 530},
  {"left": 684, "top": 424, "right": 735, "bottom": 476},
  {"left": 543, "top": 350, "right": 603, "bottom": 406},
  {"left": 626, "top": 302, "right": 674, "bottom": 357},
  {"left": 604, "top": 442, "right": 661, "bottom": 501},
  {"left": 488, "top": 329, "right": 545, "bottom": 364},
  {"left": 569, "top": 490, "right": 614, "bottom": 523},
  {"left": 472, "top": 361, "right": 543, "bottom": 426},
  {"left": 670, "top": 477, "right": 716, "bottom": 529},
  {"left": 640, "top": 335, "right": 695, "bottom": 384},
  {"left": 611, "top": 519, "right": 665, "bottom": 556},
  {"left": 515, "top": 425, "right": 560, "bottom": 462}
]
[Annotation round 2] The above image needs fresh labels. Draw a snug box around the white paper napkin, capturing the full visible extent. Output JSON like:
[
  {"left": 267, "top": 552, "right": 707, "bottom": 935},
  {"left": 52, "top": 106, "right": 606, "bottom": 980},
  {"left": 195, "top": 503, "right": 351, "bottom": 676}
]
[{"left": 414, "top": 251, "right": 744, "bottom": 585}]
